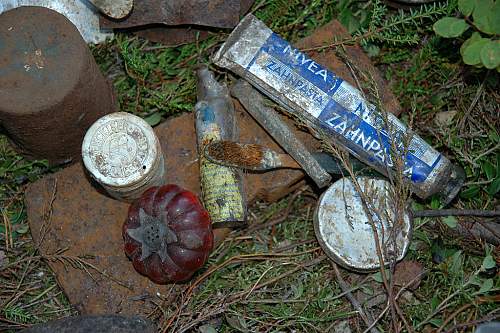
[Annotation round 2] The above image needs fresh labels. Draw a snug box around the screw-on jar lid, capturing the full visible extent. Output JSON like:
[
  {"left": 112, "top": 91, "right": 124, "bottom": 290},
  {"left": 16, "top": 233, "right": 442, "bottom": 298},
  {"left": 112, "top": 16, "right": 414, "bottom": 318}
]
[
  {"left": 82, "top": 112, "right": 161, "bottom": 189},
  {"left": 314, "top": 177, "right": 412, "bottom": 272}
]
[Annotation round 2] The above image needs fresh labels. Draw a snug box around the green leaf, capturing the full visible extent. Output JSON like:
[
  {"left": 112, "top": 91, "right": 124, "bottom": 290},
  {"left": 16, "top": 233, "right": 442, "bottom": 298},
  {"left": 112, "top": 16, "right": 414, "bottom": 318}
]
[
  {"left": 469, "top": 274, "right": 482, "bottom": 286},
  {"left": 291, "top": 280, "right": 304, "bottom": 299},
  {"left": 487, "top": 177, "right": 500, "bottom": 195},
  {"left": 225, "top": 314, "right": 248, "bottom": 332},
  {"left": 459, "top": 0, "right": 475, "bottom": 16},
  {"left": 372, "top": 271, "right": 384, "bottom": 283},
  {"left": 473, "top": 0, "right": 497, "bottom": 35},
  {"left": 461, "top": 32, "right": 482, "bottom": 58},
  {"left": 431, "top": 195, "right": 442, "bottom": 209},
  {"left": 363, "top": 43, "right": 380, "bottom": 58},
  {"left": 433, "top": 17, "right": 469, "bottom": 37},
  {"left": 429, "top": 318, "right": 444, "bottom": 327},
  {"left": 492, "top": 0, "right": 500, "bottom": 34},
  {"left": 460, "top": 185, "right": 480, "bottom": 198},
  {"left": 431, "top": 294, "right": 440, "bottom": 310},
  {"left": 462, "top": 38, "right": 489, "bottom": 65},
  {"left": 489, "top": 131, "right": 500, "bottom": 143},
  {"left": 450, "top": 250, "right": 463, "bottom": 277},
  {"left": 371, "top": 269, "right": 389, "bottom": 283},
  {"left": 199, "top": 325, "right": 218, "bottom": 333},
  {"left": 360, "top": 285, "right": 374, "bottom": 295},
  {"left": 480, "top": 40, "right": 500, "bottom": 69},
  {"left": 482, "top": 160, "right": 496, "bottom": 180},
  {"left": 144, "top": 113, "right": 162, "bottom": 126},
  {"left": 442, "top": 216, "right": 458, "bottom": 228},
  {"left": 16, "top": 225, "right": 29, "bottom": 235},
  {"left": 339, "top": 9, "right": 360, "bottom": 34},
  {"left": 482, "top": 254, "right": 496, "bottom": 270},
  {"left": 477, "top": 278, "right": 494, "bottom": 294}
]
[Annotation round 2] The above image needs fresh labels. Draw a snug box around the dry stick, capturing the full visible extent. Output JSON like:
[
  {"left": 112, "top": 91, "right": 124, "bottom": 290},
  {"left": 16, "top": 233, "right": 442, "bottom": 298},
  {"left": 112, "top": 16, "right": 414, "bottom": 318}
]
[
  {"left": 363, "top": 269, "right": 428, "bottom": 333},
  {"left": 326, "top": 49, "right": 413, "bottom": 332},
  {"left": 228, "top": 255, "right": 326, "bottom": 302},
  {"left": 3, "top": 179, "right": 58, "bottom": 310},
  {"left": 274, "top": 238, "right": 317, "bottom": 253},
  {"left": 330, "top": 147, "right": 403, "bottom": 332},
  {"left": 413, "top": 209, "right": 500, "bottom": 218},
  {"left": 437, "top": 303, "right": 473, "bottom": 333},
  {"left": 330, "top": 261, "right": 380, "bottom": 333},
  {"left": 1, "top": 208, "right": 13, "bottom": 250},
  {"left": 43, "top": 253, "right": 132, "bottom": 290},
  {"left": 246, "top": 186, "right": 305, "bottom": 234},
  {"left": 0, "top": 317, "right": 30, "bottom": 328},
  {"left": 176, "top": 306, "right": 227, "bottom": 333},
  {"left": 444, "top": 309, "right": 500, "bottom": 333},
  {"left": 213, "top": 187, "right": 307, "bottom": 263},
  {"left": 437, "top": 295, "right": 499, "bottom": 333},
  {"left": 415, "top": 271, "right": 477, "bottom": 330}
]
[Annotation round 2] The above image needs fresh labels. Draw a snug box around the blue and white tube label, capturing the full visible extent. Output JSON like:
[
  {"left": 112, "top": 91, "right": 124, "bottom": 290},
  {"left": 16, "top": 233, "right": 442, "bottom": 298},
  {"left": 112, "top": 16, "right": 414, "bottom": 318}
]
[{"left": 245, "top": 33, "right": 442, "bottom": 183}]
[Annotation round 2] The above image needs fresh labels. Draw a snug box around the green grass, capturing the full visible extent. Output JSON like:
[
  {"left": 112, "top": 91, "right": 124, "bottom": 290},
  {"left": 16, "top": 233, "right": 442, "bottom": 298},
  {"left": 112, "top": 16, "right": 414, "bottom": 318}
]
[{"left": 1, "top": 0, "right": 499, "bottom": 332}]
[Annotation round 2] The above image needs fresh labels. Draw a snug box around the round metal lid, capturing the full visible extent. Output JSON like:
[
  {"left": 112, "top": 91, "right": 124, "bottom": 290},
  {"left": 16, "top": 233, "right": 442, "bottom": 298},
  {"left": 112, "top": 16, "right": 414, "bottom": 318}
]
[
  {"left": 82, "top": 112, "right": 160, "bottom": 188},
  {"left": 314, "top": 177, "right": 412, "bottom": 272}
]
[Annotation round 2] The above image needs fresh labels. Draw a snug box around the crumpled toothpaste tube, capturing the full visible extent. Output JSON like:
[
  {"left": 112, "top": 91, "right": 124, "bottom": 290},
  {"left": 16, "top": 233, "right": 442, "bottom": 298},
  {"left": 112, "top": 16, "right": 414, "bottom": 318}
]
[{"left": 213, "top": 14, "right": 464, "bottom": 204}]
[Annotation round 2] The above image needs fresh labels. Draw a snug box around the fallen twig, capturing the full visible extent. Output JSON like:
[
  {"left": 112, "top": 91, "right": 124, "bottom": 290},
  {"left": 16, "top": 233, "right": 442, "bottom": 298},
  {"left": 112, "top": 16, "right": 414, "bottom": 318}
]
[
  {"left": 363, "top": 269, "right": 428, "bottom": 333},
  {"left": 245, "top": 186, "right": 306, "bottom": 234},
  {"left": 437, "top": 303, "right": 473, "bottom": 333},
  {"left": 330, "top": 261, "right": 381, "bottom": 333},
  {"left": 413, "top": 209, "right": 500, "bottom": 218},
  {"left": 43, "top": 252, "right": 132, "bottom": 290},
  {"left": 228, "top": 255, "right": 326, "bottom": 302},
  {"left": 443, "top": 308, "right": 500, "bottom": 333}
]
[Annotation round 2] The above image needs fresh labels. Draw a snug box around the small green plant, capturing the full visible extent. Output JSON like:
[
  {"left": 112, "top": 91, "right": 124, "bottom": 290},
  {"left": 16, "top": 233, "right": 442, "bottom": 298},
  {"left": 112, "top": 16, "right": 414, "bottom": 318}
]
[{"left": 433, "top": 0, "right": 500, "bottom": 70}]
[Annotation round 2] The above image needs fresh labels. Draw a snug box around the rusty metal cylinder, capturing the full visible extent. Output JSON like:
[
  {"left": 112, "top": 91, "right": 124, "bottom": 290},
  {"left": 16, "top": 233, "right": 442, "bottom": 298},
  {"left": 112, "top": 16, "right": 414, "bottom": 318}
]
[{"left": 0, "top": 6, "right": 116, "bottom": 165}]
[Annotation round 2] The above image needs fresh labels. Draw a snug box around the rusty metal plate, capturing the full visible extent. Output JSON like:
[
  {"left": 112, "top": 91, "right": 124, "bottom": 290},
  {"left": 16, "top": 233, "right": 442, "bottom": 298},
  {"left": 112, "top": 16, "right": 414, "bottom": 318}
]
[
  {"left": 129, "top": 0, "right": 255, "bottom": 46},
  {"left": 26, "top": 20, "right": 401, "bottom": 316},
  {"left": 100, "top": 0, "right": 246, "bottom": 29},
  {"left": 134, "top": 26, "right": 210, "bottom": 47}
]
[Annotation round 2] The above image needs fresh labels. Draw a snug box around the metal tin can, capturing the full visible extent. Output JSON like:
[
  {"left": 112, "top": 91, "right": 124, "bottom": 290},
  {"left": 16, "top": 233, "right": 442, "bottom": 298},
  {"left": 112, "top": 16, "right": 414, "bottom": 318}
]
[
  {"left": 314, "top": 176, "right": 412, "bottom": 272},
  {"left": 82, "top": 112, "right": 165, "bottom": 202},
  {"left": 213, "top": 14, "right": 465, "bottom": 204},
  {"left": 0, "top": 1, "right": 112, "bottom": 44},
  {"left": 0, "top": 6, "right": 116, "bottom": 165}
]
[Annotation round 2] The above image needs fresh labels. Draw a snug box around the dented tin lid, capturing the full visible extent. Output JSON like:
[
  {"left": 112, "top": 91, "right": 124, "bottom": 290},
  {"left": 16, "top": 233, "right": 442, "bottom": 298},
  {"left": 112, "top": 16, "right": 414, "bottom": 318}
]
[
  {"left": 82, "top": 112, "right": 161, "bottom": 189},
  {"left": 314, "top": 177, "right": 412, "bottom": 272}
]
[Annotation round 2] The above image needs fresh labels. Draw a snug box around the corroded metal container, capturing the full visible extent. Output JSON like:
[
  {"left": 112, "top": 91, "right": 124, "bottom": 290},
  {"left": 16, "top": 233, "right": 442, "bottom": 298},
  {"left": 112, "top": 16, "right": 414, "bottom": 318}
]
[
  {"left": 314, "top": 177, "right": 412, "bottom": 272},
  {"left": 0, "top": 6, "right": 116, "bottom": 165},
  {"left": 82, "top": 113, "right": 165, "bottom": 202}
]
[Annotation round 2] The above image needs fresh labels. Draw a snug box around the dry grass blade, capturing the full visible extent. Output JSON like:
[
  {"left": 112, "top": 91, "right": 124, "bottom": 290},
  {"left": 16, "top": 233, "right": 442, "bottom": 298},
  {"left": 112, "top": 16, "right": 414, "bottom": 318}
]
[{"left": 42, "top": 251, "right": 132, "bottom": 290}]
